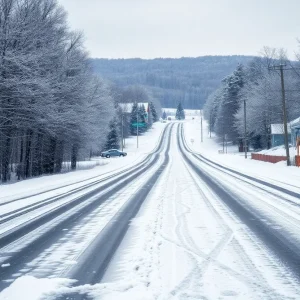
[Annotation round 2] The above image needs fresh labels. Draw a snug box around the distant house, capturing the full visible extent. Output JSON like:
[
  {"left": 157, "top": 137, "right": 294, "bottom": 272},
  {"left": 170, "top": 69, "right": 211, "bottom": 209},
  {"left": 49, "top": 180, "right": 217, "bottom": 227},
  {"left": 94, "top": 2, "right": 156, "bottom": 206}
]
[
  {"left": 270, "top": 123, "right": 291, "bottom": 147},
  {"left": 290, "top": 117, "right": 300, "bottom": 146}
]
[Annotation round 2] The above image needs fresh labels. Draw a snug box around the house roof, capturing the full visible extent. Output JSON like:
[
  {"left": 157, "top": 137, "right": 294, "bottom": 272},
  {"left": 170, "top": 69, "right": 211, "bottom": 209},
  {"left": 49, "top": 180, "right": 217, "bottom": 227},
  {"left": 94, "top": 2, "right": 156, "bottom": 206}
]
[
  {"left": 290, "top": 117, "right": 300, "bottom": 127},
  {"left": 119, "top": 102, "right": 149, "bottom": 113},
  {"left": 271, "top": 123, "right": 291, "bottom": 134}
]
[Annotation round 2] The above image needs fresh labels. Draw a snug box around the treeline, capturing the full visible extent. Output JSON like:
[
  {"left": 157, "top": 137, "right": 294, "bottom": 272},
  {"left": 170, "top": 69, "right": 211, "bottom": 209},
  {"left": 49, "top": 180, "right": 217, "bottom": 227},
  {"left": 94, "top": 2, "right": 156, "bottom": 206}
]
[
  {"left": 0, "top": 0, "right": 116, "bottom": 182},
  {"left": 91, "top": 56, "right": 254, "bottom": 109},
  {"left": 204, "top": 47, "right": 300, "bottom": 150}
]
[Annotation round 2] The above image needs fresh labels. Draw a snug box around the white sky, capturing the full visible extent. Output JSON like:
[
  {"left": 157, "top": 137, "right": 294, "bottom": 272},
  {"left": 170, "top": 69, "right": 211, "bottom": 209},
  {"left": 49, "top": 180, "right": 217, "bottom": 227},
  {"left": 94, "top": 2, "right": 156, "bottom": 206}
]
[{"left": 57, "top": 0, "right": 300, "bottom": 59}]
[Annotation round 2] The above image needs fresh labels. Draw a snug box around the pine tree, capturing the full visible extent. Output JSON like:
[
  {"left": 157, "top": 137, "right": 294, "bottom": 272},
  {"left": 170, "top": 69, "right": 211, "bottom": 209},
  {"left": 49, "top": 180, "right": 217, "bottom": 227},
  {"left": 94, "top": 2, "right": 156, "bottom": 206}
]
[
  {"left": 149, "top": 102, "right": 158, "bottom": 122},
  {"left": 162, "top": 111, "right": 167, "bottom": 120},
  {"left": 214, "top": 64, "right": 245, "bottom": 143},
  {"left": 147, "top": 104, "right": 153, "bottom": 128},
  {"left": 130, "top": 103, "right": 139, "bottom": 135},
  {"left": 104, "top": 118, "right": 120, "bottom": 150},
  {"left": 138, "top": 104, "right": 148, "bottom": 133},
  {"left": 175, "top": 102, "right": 185, "bottom": 120}
]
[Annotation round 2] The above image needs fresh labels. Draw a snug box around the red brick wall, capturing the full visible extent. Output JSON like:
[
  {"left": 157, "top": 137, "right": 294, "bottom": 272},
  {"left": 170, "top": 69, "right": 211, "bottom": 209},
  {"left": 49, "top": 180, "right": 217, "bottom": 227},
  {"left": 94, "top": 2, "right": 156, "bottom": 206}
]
[{"left": 251, "top": 153, "right": 287, "bottom": 164}]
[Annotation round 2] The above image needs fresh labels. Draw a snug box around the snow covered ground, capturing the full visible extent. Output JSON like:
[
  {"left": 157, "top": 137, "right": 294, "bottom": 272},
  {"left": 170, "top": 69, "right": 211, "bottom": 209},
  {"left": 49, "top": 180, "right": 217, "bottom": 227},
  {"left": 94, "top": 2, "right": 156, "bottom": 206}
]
[
  {"left": 86, "top": 122, "right": 299, "bottom": 300},
  {"left": 0, "top": 122, "right": 166, "bottom": 203},
  {"left": 259, "top": 144, "right": 297, "bottom": 157},
  {"left": 184, "top": 117, "right": 300, "bottom": 193},
  {"left": 0, "top": 122, "right": 171, "bottom": 300},
  {"left": 1, "top": 118, "right": 300, "bottom": 300}
]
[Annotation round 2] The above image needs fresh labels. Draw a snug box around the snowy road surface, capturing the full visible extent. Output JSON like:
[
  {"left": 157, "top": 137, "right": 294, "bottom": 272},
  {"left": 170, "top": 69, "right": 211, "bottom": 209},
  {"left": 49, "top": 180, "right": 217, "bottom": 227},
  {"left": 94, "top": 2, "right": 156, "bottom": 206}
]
[{"left": 1, "top": 121, "right": 300, "bottom": 300}]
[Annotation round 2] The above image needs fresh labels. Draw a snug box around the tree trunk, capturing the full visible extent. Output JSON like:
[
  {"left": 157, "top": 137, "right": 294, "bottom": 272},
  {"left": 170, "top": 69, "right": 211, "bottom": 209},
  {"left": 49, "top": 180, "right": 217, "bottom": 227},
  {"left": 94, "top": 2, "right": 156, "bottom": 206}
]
[
  {"left": 2, "top": 134, "right": 12, "bottom": 182},
  {"left": 17, "top": 135, "right": 24, "bottom": 180},
  {"left": 71, "top": 143, "right": 78, "bottom": 170},
  {"left": 42, "top": 137, "right": 56, "bottom": 174},
  {"left": 25, "top": 130, "right": 33, "bottom": 178},
  {"left": 54, "top": 140, "right": 64, "bottom": 173}
]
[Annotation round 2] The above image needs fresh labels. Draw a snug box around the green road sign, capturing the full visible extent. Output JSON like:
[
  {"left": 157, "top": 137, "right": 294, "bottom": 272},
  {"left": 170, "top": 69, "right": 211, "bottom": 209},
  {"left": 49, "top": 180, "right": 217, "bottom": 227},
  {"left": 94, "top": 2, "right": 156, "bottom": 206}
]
[{"left": 132, "top": 122, "right": 146, "bottom": 127}]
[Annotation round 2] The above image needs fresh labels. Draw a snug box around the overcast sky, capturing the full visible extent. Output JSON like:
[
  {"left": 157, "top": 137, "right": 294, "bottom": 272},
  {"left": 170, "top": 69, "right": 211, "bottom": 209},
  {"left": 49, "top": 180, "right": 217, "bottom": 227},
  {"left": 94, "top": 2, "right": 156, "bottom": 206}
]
[{"left": 58, "top": 0, "right": 300, "bottom": 59}]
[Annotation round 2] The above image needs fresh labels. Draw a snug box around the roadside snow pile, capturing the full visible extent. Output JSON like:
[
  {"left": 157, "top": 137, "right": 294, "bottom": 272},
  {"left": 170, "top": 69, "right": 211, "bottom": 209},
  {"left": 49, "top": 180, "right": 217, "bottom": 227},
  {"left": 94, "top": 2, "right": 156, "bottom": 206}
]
[
  {"left": 61, "top": 160, "right": 108, "bottom": 172},
  {"left": 0, "top": 276, "right": 156, "bottom": 300},
  {"left": 0, "top": 276, "right": 75, "bottom": 300},
  {"left": 258, "top": 145, "right": 297, "bottom": 157}
]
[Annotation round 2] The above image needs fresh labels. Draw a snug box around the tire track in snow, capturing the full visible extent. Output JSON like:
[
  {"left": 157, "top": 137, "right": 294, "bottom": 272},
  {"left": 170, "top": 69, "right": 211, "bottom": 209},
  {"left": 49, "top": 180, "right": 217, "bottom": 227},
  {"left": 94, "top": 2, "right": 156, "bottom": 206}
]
[
  {"left": 177, "top": 123, "right": 299, "bottom": 299},
  {"left": 166, "top": 123, "right": 295, "bottom": 299}
]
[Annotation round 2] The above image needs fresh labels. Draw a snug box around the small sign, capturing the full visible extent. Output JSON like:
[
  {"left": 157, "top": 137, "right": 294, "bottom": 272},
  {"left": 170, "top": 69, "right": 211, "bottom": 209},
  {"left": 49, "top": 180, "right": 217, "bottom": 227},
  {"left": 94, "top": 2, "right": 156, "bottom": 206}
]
[{"left": 132, "top": 123, "right": 146, "bottom": 127}]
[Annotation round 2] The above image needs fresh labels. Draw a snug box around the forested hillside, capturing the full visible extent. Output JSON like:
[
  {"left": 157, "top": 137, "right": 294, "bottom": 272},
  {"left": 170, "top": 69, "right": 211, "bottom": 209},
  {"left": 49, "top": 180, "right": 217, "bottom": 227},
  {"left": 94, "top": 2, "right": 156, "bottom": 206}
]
[{"left": 91, "top": 56, "right": 254, "bottom": 109}]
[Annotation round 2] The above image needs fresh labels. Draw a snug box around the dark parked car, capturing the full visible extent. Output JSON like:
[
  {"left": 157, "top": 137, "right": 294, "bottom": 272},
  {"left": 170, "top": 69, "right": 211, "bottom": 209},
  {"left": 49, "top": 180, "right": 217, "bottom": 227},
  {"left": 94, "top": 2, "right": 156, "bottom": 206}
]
[{"left": 100, "top": 149, "right": 127, "bottom": 158}]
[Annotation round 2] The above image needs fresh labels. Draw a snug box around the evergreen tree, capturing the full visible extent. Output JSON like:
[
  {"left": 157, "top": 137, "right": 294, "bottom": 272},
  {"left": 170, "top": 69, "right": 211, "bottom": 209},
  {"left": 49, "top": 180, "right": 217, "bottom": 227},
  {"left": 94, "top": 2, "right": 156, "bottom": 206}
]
[
  {"left": 214, "top": 64, "right": 245, "bottom": 143},
  {"left": 149, "top": 101, "right": 158, "bottom": 122},
  {"left": 104, "top": 118, "right": 120, "bottom": 150},
  {"left": 130, "top": 103, "right": 139, "bottom": 135},
  {"left": 162, "top": 111, "right": 167, "bottom": 120},
  {"left": 147, "top": 104, "right": 153, "bottom": 128},
  {"left": 138, "top": 104, "right": 148, "bottom": 134},
  {"left": 175, "top": 102, "right": 185, "bottom": 120}
]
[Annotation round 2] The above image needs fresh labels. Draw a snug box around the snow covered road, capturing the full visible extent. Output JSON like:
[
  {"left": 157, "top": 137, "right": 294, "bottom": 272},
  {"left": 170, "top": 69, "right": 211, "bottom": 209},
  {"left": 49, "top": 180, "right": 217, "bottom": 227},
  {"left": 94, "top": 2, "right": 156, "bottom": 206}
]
[
  {"left": 95, "top": 123, "right": 300, "bottom": 299},
  {"left": 1, "top": 121, "right": 300, "bottom": 300},
  {"left": 0, "top": 124, "right": 173, "bottom": 293}
]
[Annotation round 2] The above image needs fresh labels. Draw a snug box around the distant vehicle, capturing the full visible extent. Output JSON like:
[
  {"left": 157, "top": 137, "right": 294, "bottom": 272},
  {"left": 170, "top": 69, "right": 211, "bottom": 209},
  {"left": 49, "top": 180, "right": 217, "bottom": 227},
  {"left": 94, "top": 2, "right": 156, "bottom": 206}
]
[
  {"left": 168, "top": 117, "right": 171, "bottom": 121},
  {"left": 162, "top": 119, "right": 167, "bottom": 123},
  {"left": 101, "top": 149, "right": 127, "bottom": 158}
]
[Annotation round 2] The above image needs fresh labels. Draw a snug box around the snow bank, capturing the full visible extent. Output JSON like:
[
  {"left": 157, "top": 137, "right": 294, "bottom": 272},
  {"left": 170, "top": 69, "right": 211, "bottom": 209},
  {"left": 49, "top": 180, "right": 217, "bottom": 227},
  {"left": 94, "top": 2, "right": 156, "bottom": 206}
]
[
  {"left": 0, "top": 276, "right": 158, "bottom": 300},
  {"left": 0, "top": 276, "right": 75, "bottom": 300},
  {"left": 258, "top": 145, "right": 297, "bottom": 157},
  {"left": 61, "top": 160, "right": 108, "bottom": 172}
]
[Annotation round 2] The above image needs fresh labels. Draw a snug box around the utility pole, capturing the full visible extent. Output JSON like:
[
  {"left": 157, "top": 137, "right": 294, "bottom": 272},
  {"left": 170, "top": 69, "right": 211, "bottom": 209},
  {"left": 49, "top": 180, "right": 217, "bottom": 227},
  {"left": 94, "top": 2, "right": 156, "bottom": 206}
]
[
  {"left": 269, "top": 64, "right": 290, "bottom": 166},
  {"left": 200, "top": 110, "right": 203, "bottom": 142},
  {"left": 243, "top": 99, "right": 247, "bottom": 159}
]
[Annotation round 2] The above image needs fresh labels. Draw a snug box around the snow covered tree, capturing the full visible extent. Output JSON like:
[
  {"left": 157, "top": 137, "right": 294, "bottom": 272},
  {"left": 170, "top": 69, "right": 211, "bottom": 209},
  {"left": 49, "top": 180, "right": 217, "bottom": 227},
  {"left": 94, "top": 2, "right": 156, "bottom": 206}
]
[
  {"left": 214, "top": 64, "right": 245, "bottom": 144},
  {"left": 205, "top": 52, "right": 300, "bottom": 150},
  {"left": 0, "top": 0, "right": 114, "bottom": 182},
  {"left": 149, "top": 101, "right": 158, "bottom": 122},
  {"left": 130, "top": 103, "right": 139, "bottom": 135},
  {"left": 138, "top": 104, "right": 148, "bottom": 134},
  {"left": 147, "top": 104, "right": 153, "bottom": 128},
  {"left": 175, "top": 102, "right": 185, "bottom": 120},
  {"left": 162, "top": 111, "right": 167, "bottom": 120},
  {"left": 104, "top": 118, "right": 120, "bottom": 150}
]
